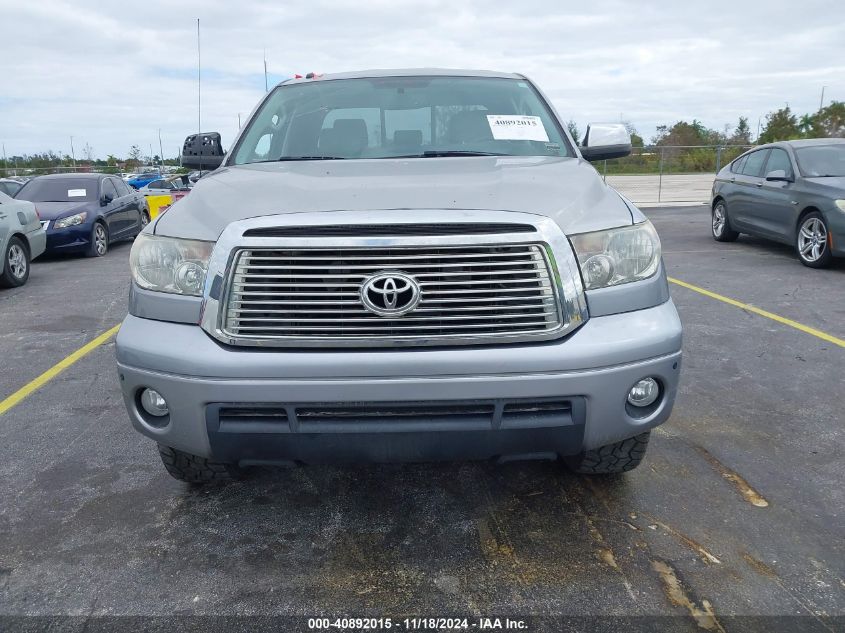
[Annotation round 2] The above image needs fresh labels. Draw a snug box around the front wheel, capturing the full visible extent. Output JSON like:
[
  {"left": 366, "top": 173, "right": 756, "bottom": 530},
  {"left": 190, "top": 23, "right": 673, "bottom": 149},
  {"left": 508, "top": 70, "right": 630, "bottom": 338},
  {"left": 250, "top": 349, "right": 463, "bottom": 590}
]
[
  {"left": 1, "top": 236, "right": 30, "bottom": 288},
  {"left": 564, "top": 431, "right": 651, "bottom": 474},
  {"left": 157, "top": 445, "right": 243, "bottom": 483},
  {"left": 796, "top": 212, "right": 833, "bottom": 268},
  {"left": 712, "top": 200, "right": 739, "bottom": 242},
  {"left": 86, "top": 222, "right": 108, "bottom": 257}
]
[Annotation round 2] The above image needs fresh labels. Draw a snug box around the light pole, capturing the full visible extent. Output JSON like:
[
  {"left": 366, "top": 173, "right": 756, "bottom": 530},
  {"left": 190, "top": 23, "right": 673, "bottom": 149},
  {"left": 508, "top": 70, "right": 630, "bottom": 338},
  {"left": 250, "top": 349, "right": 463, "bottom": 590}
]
[
  {"left": 158, "top": 129, "right": 165, "bottom": 173},
  {"left": 70, "top": 136, "right": 77, "bottom": 169}
]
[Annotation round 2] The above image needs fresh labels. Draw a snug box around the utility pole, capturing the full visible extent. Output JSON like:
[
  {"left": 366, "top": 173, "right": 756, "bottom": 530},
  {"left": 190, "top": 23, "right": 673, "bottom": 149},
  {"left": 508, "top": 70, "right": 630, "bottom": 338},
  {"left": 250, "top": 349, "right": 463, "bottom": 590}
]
[
  {"left": 197, "top": 18, "right": 202, "bottom": 173},
  {"left": 819, "top": 86, "right": 826, "bottom": 113},
  {"left": 158, "top": 129, "right": 164, "bottom": 174},
  {"left": 756, "top": 116, "right": 762, "bottom": 143},
  {"left": 70, "top": 136, "right": 76, "bottom": 169}
]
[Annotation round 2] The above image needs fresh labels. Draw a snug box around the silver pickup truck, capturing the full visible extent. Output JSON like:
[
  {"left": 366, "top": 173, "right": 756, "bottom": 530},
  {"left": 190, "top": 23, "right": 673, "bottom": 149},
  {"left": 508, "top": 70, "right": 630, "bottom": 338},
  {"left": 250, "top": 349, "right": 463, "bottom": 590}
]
[{"left": 116, "top": 69, "right": 682, "bottom": 483}]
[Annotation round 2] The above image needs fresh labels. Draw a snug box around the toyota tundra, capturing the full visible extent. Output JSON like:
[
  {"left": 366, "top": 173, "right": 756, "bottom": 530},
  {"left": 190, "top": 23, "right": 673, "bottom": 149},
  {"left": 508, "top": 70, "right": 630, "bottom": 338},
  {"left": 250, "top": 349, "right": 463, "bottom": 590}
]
[{"left": 116, "top": 69, "right": 683, "bottom": 482}]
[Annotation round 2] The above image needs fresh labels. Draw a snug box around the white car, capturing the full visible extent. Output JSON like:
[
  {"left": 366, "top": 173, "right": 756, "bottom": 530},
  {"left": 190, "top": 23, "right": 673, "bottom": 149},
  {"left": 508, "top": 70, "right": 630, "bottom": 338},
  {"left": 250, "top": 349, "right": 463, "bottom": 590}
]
[
  {"left": 137, "top": 175, "right": 191, "bottom": 196},
  {"left": 0, "top": 190, "right": 46, "bottom": 287}
]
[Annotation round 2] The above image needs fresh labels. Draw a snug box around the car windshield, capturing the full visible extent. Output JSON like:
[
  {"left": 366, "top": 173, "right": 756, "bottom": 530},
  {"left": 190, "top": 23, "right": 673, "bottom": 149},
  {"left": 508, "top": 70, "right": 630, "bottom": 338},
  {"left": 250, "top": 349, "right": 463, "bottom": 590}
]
[
  {"left": 794, "top": 144, "right": 845, "bottom": 177},
  {"left": 231, "top": 76, "right": 573, "bottom": 164},
  {"left": 15, "top": 178, "right": 98, "bottom": 202}
]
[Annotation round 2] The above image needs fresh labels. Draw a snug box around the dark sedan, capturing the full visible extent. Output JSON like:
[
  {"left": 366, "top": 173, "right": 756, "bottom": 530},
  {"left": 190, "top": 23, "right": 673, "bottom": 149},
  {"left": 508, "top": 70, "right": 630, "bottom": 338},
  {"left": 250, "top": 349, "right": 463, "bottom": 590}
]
[
  {"left": 14, "top": 173, "right": 149, "bottom": 257},
  {"left": 711, "top": 138, "right": 845, "bottom": 268}
]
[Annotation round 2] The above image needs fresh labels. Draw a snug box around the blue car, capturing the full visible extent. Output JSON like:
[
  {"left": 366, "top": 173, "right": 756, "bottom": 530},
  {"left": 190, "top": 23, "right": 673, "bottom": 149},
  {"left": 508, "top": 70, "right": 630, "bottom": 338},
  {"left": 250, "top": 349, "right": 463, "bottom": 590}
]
[
  {"left": 14, "top": 173, "right": 149, "bottom": 257},
  {"left": 126, "top": 172, "right": 161, "bottom": 189}
]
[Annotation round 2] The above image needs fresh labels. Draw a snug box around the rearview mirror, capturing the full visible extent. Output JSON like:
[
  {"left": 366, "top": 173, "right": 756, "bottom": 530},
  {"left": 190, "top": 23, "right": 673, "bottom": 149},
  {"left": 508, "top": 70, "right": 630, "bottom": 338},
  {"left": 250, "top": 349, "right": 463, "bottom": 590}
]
[
  {"left": 181, "top": 132, "right": 225, "bottom": 170},
  {"left": 579, "top": 123, "right": 632, "bottom": 162},
  {"left": 765, "top": 169, "right": 792, "bottom": 182}
]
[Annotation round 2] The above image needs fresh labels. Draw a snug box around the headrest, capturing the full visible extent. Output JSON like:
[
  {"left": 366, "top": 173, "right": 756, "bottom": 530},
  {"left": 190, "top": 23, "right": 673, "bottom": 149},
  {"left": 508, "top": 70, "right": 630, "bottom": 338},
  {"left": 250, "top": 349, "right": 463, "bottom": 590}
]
[
  {"left": 447, "top": 110, "right": 493, "bottom": 143},
  {"left": 317, "top": 118, "right": 368, "bottom": 157},
  {"left": 393, "top": 129, "right": 423, "bottom": 147}
]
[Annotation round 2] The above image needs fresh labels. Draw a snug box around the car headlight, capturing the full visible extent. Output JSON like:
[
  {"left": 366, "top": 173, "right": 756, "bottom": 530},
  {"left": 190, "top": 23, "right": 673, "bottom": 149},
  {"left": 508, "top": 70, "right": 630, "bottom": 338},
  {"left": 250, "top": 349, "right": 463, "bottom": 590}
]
[
  {"left": 835, "top": 199, "right": 845, "bottom": 212},
  {"left": 570, "top": 220, "right": 661, "bottom": 290},
  {"left": 129, "top": 233, "right": 214, "bottom": 296},
  {"left": 54, "top": 212, "right": 87, "bottom": 229}
]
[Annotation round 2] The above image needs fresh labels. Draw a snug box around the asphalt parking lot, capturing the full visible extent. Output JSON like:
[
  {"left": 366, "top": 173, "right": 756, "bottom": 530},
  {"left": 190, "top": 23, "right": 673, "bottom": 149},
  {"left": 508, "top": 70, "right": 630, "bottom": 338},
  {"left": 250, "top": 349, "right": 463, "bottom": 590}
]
[{"left": 0, "top": 206, "right": 843, "bottom": 630}]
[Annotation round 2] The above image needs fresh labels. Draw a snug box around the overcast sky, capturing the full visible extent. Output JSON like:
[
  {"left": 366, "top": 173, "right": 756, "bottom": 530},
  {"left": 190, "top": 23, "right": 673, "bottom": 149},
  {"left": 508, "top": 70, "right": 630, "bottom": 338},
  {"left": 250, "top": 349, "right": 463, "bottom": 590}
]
[{"left": 2, "top": 0, "right": 843, "bottom": 160}]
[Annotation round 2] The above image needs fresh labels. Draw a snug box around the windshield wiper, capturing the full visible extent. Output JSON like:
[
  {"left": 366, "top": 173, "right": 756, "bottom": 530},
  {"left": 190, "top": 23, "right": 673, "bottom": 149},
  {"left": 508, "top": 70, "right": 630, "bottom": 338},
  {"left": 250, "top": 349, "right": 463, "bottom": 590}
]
[
  {"left": 254, "top": 156, "right": 347, "bottom": 163},
  {"left": 384, "top": 150, "right": 507, "bottom": 159}
]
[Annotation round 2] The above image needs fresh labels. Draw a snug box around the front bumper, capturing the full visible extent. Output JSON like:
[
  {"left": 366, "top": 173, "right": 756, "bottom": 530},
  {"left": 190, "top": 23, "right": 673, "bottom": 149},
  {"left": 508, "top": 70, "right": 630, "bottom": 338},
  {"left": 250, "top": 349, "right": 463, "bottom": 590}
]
[
  {"left": 115, "top": 300, "right": 683, "bottom": 464},
  {"left": 827, "top": 207, "right": 845, "bottom": 257},
  {"left": 44, "top": 223, "right": 92, "bottom": 253}
]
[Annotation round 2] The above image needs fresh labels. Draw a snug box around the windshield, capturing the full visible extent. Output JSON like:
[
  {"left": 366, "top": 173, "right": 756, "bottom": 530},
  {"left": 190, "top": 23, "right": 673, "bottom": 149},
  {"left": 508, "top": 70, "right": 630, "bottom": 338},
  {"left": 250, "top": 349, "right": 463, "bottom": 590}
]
[
  {"left": 794, "top": 144, "right": 845, "bottom": 177},
  {"left": 15, "top": 178, "right": 98, "bottom": 202},
  {"left": 231, "top": 76, "right": 573, "bottom": 164}
]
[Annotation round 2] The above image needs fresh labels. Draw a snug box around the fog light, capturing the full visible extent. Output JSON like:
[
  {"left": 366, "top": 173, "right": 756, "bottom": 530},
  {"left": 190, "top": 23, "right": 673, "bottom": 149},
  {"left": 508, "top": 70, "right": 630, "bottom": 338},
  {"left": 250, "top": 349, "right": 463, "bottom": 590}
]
[
  {"left": 140, "top": 388, "right": 169, "bottom": 417},
  {"left": 627, "top": 378, "right": 659, "bottom": 408}
]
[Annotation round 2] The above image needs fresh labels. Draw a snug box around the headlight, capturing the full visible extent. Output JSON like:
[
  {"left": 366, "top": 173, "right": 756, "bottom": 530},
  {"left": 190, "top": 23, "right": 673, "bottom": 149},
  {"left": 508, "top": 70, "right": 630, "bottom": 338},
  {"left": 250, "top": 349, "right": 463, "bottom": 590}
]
[
  {"left": 54, "top": 212, "right": 87, "bottom": 229},
  {"left": 129, "top": 234, "right": 214, "bottom": 296},
  {"left": 570, "top": 220, "right": 661, "bottom": 290},
  {"left": 835, "top": 200, "right": 845, "bottom": 211}
]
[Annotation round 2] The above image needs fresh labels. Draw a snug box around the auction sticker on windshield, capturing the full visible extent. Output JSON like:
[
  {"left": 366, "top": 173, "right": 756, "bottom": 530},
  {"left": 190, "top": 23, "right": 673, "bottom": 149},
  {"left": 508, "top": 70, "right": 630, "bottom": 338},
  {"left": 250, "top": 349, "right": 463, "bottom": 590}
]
[
  {"left": 487, "top": 115, "right": 549, "bottom": 142},
  {"left": 68, "top": 189, "right": 87, "bottom": 197}
]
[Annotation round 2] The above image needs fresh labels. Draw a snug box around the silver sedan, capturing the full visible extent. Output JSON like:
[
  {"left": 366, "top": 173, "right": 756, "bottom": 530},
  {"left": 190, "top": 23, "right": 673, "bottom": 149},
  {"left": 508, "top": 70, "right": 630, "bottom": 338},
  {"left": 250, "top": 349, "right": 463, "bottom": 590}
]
[{"left": 0, "top": 190, "right": 46, "bottom": 287}]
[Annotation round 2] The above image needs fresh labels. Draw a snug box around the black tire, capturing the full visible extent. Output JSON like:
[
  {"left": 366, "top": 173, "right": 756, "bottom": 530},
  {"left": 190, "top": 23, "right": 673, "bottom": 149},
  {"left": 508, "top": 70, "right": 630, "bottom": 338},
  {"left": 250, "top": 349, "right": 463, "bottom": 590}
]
[
  {"left": 712, "top": 200, "right": 739, "bottom": 242},
  {"left": 157, "top": 444, "right": 242, "bottom": 483},
  {"left": 795, "top": 211, "right": 833, "bottom": 269},
  {"left": 134, "top": 210, "right": 150, "bottom": 239},
  {"left": 565, "top": 431, "right": 651, "bottom": 475},
  {"left": 86, "top": 222, "right": 108, "bottom": 257},
  {"left": 0, "top": 236, "right": 30, "bottom": 288}
]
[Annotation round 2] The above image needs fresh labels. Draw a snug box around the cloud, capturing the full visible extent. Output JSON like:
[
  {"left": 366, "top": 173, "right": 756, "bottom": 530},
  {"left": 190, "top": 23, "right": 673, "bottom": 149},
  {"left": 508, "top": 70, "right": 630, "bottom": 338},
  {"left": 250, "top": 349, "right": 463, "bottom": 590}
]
[{"left": 1, "top": 0, "right": 843, "bottom": 157}]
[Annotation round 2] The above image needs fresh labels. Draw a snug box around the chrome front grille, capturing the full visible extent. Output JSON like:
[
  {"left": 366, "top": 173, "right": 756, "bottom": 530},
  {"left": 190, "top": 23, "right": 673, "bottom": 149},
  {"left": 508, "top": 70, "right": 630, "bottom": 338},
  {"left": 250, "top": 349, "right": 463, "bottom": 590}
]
[{"left": 222, "top": 244, "right": 564, "bottom": 346}]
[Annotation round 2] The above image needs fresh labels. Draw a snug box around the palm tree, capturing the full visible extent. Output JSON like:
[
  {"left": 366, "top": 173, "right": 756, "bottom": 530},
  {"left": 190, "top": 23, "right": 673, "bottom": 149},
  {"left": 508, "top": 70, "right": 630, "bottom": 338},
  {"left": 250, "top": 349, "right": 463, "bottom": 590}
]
[{"left": 798, "top": 114, "right": 815, "bottom": 137}]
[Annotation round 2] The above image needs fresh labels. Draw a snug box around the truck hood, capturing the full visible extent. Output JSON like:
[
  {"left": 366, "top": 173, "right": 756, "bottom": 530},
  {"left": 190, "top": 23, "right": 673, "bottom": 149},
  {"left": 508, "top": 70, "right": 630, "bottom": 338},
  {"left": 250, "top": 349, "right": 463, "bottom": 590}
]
[{"left": 154, "top": 156, "right": 635, "bottom": 241}]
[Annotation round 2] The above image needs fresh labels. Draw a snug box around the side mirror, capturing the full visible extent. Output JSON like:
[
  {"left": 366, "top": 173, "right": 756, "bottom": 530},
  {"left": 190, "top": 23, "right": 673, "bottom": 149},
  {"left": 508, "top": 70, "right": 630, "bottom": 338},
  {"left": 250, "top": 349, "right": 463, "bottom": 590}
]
[
  {"left": 580, "top": 123, "right": 632, "bottom": 162},
  {"left": 181, "top": 132, "right": 225, "bottom": 170},
  {"left": 101, "top": 193, "right": 113, "bottom": 206},
  {"left": 765, "top": 169, "right": 792, "bottom": 182}
]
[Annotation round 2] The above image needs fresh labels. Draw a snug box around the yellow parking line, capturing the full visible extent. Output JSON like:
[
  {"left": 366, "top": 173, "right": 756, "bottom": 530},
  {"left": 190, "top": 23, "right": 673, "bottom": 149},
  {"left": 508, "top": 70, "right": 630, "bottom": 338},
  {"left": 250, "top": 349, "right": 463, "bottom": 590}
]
[
  {"left": 0, "top": 324, "right": 121, "bottom": 416},
  {"left": 668, "top": 277, "right": 845, "bottom": 348}
]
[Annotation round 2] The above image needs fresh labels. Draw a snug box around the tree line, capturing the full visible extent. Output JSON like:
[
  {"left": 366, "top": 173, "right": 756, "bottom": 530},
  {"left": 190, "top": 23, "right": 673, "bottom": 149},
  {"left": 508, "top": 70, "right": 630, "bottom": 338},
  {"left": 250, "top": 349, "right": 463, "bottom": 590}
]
[
  {"left": 0, "top": 144, "right": 181, "bottom": 174},
  {"left": 3, "top": 101, "right": 843, "bottom": 175}
]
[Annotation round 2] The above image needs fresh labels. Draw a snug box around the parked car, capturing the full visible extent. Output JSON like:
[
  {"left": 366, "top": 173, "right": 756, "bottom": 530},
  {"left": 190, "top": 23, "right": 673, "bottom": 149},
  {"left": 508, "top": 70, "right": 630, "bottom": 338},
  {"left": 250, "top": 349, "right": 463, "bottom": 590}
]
[
  {"left": 126, "top": 173, "right": 160, "bottom": 189},
  {"left": 137, "top": 174, "right": 191, "bottom": 196},
  {"left": 711, "top": 139, "right": 845, "bottom": 268},
  {"left": 0, "top": 178, "right": 25, "bottom": 197},
  {"left": 0, "top": 190, "right": 46, "bottom": 287},
  {"left": 14, "top": 173, "right": 149, "bottom": 257},
  {"left": 116, "top": 69, "right": 682, "bottom": 483},
  {"left": 187, "top": 170, "right": 211, "bottom": 183}
]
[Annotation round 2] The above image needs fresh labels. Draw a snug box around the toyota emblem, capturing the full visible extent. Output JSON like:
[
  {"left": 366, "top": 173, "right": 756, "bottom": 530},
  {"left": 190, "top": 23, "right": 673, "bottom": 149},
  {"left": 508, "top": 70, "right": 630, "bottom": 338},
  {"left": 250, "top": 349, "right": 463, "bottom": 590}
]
[{"left": 360, "top": 271, "right": 421, "bottom": 316}]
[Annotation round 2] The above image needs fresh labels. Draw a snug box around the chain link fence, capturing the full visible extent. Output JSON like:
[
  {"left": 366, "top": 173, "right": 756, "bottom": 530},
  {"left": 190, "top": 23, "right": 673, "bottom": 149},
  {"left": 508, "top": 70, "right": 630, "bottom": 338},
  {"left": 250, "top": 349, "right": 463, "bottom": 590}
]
[{"left": 601, "top": 145, "right": 754, "bottom": 204}]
